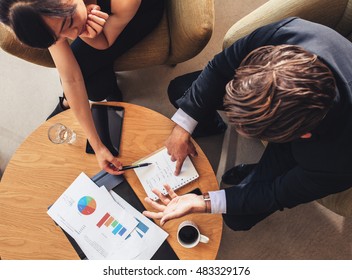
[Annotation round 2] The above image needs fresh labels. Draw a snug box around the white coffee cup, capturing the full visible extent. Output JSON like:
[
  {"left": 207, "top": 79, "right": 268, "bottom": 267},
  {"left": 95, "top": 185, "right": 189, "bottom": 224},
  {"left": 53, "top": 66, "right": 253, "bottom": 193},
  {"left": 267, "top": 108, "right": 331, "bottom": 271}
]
[{"left": 177, "top": 220, "right": 209, "bottom": 248}]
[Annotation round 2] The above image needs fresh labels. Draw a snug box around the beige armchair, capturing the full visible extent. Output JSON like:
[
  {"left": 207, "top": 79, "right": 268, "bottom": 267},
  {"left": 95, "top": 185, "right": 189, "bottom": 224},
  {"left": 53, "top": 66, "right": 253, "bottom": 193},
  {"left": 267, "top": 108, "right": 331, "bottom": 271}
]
[
  {"left": 221, "top": 0, "right": 352, "bottom": 217},
  {"left": 0, "top": 0, "right": 214, "bottom": 71}
]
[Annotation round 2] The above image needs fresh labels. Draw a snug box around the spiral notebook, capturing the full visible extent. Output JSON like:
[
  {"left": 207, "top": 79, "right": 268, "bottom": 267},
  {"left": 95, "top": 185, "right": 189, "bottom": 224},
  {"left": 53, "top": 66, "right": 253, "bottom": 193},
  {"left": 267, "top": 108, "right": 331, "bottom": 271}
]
[{"left": 133, "top": 147, "right": 199, "bottom": 201}]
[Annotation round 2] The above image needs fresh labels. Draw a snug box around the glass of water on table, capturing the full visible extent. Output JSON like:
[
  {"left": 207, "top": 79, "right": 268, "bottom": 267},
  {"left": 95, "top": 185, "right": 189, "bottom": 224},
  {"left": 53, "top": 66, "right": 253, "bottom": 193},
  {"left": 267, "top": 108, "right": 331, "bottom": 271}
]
[{"left": 48, "top": 123, "right": 76, "bottom": 144}]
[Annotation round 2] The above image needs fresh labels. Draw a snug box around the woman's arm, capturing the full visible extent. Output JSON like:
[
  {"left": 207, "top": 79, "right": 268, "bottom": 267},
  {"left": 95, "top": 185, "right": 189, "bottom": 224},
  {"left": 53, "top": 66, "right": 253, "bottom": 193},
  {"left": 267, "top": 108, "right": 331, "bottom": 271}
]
[
  {"left": 80, "top": 0, "right": 141, "bottom": 50},
  {"left": 48, "top": 40, "right": 123, "bottom": 174}
]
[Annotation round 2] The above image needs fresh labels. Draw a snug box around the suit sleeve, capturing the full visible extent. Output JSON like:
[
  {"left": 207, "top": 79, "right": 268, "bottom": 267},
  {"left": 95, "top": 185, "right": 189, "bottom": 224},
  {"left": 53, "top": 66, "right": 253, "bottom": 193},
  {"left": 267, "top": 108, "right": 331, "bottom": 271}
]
[{"left": 225, "top": 165, "right": 352, "bottom": 215}]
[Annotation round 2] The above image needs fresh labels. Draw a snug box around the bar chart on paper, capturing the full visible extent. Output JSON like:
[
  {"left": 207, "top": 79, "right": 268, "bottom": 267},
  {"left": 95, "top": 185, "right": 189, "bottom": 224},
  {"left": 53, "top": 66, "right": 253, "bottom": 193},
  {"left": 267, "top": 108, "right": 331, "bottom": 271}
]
[
  {"left": 134, "top": 218, "right": 149, "bottom": 238},
  {"left": 96, "top": 212, "right": 127, "bottom": 236}
]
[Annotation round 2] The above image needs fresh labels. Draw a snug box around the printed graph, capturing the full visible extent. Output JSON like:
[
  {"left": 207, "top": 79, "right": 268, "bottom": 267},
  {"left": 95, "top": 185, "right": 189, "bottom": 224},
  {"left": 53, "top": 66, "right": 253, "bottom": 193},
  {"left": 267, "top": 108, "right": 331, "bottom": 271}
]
[
  {"left": 77, "top": 196, "right": 97, "bottom": 215},
  {"left": 126, "top": 218, "right": 150, "bottom": 240},
  {"left": 135, "top": 218, "right": 149, "bottom": 238},
  {"left": 96, "top": 212, "right": 127, "bottom": 236}
]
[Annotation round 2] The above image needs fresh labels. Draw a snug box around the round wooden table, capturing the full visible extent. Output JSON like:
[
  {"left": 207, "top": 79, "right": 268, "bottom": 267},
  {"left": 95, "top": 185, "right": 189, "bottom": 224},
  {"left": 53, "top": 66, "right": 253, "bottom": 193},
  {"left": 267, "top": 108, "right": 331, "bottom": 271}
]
[{"left": 0, "top": 102, "right": 222, "bottom": 260}]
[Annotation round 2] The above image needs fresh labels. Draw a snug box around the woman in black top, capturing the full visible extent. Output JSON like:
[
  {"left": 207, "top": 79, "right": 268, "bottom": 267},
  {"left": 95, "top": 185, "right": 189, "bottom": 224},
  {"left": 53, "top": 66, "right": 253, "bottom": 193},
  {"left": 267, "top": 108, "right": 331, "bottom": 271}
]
[{"left": 0, "top": 0, "right": 164, "bottom": 174}]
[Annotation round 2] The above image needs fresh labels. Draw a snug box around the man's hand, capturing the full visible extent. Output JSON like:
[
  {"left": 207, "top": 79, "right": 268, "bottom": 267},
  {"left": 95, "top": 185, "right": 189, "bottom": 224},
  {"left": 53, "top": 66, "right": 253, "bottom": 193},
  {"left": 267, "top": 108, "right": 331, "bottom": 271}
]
[
  {"left": 165, "top": 125, "right": 198, "bottom": 175},
  {"left": 143, "top": 184, "right": 206, "bottom": 226},
  {"left": 80, "top": 5, "right": 109, "bottom": 39}
]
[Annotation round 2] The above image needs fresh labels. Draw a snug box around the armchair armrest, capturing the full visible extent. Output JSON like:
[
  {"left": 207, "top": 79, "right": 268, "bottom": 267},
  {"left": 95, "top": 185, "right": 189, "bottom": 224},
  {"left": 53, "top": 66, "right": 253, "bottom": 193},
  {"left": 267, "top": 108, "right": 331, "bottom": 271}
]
[
  {"left": 165, "top": 0, "right": 214, "bottom": 64},
  {"left": 223, "top": 0, "right": 349, "bottom": 49},
  {"left": 0, "top": 23, "right": 54, "bottom": 67}
]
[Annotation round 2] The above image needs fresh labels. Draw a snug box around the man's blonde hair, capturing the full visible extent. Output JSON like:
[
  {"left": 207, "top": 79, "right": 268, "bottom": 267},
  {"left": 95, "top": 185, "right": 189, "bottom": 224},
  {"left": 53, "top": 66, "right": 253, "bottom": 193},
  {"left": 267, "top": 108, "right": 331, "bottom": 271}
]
[{"left": 224, "top": 45, "right": 336, "bottom": 142}]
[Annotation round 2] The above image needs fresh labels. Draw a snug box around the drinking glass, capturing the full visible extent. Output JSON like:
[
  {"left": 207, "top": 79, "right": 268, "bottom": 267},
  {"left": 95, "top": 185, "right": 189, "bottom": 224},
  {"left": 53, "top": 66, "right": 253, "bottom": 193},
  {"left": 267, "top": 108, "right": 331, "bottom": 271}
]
[{"left": 48, "top": 123, "right": 76, "bottom": 144}]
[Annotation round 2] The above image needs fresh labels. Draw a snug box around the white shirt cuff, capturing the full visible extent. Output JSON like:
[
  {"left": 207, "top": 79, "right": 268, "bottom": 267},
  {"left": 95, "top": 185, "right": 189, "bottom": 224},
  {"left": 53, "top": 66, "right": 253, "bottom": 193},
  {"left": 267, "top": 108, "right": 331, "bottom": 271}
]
[
  {"left": 209, "top": 190, "right": 226, "bottom": 214},
  {"left": 171, "top": 109, "right": 198, "bottom": 134}
]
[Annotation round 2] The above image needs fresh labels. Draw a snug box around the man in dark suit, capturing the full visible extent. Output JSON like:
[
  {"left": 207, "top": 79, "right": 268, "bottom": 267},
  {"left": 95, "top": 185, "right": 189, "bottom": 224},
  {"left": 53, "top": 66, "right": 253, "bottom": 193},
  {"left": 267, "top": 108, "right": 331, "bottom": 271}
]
[{"left": 142, "top": 18, "right": 352, "bottom": 231}]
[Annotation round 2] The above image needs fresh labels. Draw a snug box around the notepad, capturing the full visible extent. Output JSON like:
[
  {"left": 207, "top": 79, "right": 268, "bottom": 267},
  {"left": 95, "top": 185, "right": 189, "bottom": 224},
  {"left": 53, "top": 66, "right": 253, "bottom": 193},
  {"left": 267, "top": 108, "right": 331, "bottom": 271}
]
[{"left": 133, "top": 147, "right": 199, "bottom": 200}]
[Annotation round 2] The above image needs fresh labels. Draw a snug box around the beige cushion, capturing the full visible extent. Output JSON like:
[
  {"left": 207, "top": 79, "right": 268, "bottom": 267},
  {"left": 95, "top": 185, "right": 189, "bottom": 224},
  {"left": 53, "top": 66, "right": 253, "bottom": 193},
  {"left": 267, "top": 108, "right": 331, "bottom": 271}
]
[
  {"left": 113, "top": 12, "right": 169, "bottom": 71},
  {"left": 165, "top": 0, "right": 214, "bottom": 65},
  {"left": 223, "top": 0, "right": 350, "bottom": 49},
  {"left": 0, "top": 24, "right": 54, "bottom": 67}
]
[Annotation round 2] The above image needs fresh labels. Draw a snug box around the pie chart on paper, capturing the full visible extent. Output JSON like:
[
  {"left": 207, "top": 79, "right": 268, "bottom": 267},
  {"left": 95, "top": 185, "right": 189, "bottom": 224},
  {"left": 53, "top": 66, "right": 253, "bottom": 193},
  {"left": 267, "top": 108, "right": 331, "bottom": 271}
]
[{"left": 77, "top": 196, "right": 97, "bottom": 215}]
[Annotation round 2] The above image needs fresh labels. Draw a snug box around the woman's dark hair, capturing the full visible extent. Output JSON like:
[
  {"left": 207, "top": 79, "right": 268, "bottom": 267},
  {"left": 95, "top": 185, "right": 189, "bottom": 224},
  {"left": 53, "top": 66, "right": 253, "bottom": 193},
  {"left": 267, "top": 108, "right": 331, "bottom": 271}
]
[
  {"left": 224, "top": 45, "right": 336, "bottom": 143},
  {"left": 0, "top": 0, "right": 76, "bottom": 48}
]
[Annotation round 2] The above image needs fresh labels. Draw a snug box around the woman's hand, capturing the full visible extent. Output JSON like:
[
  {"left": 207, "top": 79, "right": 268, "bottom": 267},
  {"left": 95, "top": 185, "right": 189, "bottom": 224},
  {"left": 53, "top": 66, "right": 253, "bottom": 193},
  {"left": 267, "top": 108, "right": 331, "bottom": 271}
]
[
  {"left": 94, "top": 144, "right": 125, "bottom": 175},
  {"left": 80, "top": 5, "right": 109, "bottom": 39},
  {"left": 143, "top": 184, "right": 206, "bottom": 226}
]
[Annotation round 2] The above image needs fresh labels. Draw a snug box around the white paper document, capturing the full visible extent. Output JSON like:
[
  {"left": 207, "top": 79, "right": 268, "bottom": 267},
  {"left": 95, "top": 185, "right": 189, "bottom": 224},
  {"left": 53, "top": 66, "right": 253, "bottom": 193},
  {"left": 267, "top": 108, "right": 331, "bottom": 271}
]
[
  {"left": 47, "top": 172, "right": 167, "bottom": 260},
  {"left": 109, "top": 191, "right": 169, "bottom": 260},
  {"left": 134, "top": 147, "right": 199, "bottom": 200}
]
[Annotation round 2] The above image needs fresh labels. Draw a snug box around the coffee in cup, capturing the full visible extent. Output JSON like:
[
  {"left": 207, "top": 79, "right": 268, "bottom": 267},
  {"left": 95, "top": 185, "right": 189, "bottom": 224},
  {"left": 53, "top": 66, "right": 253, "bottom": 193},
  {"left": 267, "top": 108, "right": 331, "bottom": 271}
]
[{"left": 177, "top": 220, "right": 209, "bottom": 248}]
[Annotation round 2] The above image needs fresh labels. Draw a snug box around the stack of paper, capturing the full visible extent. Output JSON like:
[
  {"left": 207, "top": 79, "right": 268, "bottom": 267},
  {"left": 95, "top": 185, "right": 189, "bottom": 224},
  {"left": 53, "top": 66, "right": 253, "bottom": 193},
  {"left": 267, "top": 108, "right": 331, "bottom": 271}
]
[{"left": 47, "top": 172, "right": 168, "bottom": 260}]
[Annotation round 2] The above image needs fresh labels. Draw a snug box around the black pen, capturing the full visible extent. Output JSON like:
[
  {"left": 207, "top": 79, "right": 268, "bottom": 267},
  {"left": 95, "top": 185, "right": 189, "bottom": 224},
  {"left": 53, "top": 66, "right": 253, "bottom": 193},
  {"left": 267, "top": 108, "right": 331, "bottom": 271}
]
[{"left": 120, "top": 162, "right": 153, "bottom": 171}]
